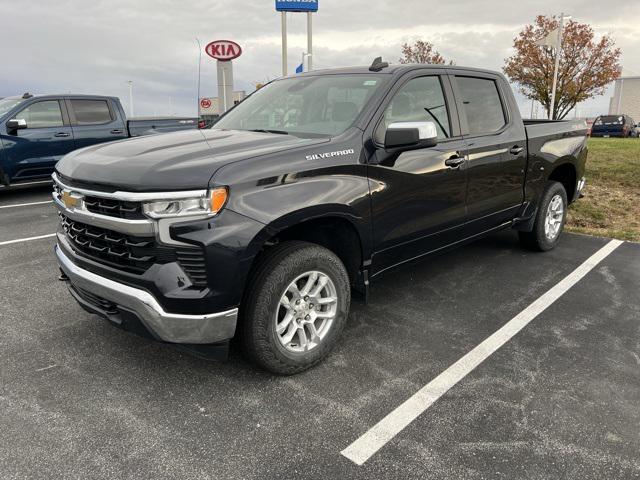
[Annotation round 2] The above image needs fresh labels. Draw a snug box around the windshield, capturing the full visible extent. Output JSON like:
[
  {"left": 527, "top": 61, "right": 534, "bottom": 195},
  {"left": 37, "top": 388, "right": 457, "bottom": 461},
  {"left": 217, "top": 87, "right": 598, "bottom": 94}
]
[
  {"left": 0, "top": 97, "right": 25, "bottom": 117},
  {"left": 213, "top": 74, "right": 386, "bottom": 137}
]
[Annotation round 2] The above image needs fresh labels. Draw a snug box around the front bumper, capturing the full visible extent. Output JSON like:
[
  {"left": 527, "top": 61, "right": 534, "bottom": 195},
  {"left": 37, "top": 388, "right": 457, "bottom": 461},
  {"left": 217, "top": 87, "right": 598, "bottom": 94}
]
[{"left": 56, "top": 245, "right": 238, "bottom": 344}]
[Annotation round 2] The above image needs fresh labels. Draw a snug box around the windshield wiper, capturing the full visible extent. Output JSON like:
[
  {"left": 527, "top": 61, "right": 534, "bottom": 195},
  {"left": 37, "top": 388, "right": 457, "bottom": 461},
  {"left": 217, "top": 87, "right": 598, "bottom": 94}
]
[{"left": 248, "top": 129, "right": 290, "bottom": 135}]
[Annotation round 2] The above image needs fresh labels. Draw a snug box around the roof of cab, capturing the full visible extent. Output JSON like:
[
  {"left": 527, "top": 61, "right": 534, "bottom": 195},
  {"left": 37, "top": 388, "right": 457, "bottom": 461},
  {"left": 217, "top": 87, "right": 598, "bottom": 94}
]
[
  {"left": 291, "top": 63, "right": 502, "bottom": 78},
  {"left": 4, "top": 93, "right": 118, "bottom": 100}
]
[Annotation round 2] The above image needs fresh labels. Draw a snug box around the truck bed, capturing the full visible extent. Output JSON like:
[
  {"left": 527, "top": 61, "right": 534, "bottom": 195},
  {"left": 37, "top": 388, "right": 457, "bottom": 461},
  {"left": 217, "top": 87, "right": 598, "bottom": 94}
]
[
  {"left": 523, "top": 119, "right": 588, "bottom": 142},
  {"left": 127, "top": 117, "right": 198, "bottom": 137}
]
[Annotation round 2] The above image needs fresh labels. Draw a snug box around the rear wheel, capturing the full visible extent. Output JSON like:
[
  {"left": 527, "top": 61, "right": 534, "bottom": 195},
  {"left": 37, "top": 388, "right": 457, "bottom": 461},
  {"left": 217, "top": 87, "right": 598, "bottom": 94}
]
[
  {"left": 239, "top": 241, "right": 350, "bottom": 375},
  {"left": 519, "top": 181, "right": 568, "bottom": 251}
]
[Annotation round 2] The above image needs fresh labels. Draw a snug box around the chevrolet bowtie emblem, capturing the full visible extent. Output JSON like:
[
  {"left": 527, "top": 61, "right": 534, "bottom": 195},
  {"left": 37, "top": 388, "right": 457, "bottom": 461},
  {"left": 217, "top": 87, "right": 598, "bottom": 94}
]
[{"left": 61, "top": 190, "right": 81, "bottom": 209}]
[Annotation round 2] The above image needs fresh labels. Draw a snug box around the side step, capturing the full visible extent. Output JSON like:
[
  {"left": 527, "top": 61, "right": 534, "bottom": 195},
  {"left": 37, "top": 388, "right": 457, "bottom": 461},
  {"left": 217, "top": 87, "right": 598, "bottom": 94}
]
[{"left": 0, "top": 180, "right": 52, "bottom": 190}]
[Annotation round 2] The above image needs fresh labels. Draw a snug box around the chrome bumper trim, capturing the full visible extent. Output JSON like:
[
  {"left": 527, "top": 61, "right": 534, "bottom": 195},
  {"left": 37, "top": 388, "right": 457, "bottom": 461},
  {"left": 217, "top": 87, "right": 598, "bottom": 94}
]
[
  {"left": 52, "top": 173, "right": 211, "bottom": 245},
  {"left": 53, "top": 194, "right": 155, "bottom": 237},
  {"left": 56, "top": 245, "right": 237, "bottom": 344}
]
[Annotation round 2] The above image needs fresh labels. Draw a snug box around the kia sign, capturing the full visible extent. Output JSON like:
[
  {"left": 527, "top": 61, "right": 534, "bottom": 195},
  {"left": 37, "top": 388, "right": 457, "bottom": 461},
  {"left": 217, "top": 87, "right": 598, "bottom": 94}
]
[
  {"left": 200, "top": 98, "right": 212, "bottom": 109},
  {"left": 275, "top": 0, "right": 318, "bottom": 12},
  {"left": 205, "top": 40, "right": 242, "bottom": 61}
]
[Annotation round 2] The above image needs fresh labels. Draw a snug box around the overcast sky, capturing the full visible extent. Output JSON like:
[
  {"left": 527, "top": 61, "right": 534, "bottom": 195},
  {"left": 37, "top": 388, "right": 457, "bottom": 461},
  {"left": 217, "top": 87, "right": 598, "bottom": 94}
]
[{"left": 1, "top": 0, "right": 638, "bottom": 118}]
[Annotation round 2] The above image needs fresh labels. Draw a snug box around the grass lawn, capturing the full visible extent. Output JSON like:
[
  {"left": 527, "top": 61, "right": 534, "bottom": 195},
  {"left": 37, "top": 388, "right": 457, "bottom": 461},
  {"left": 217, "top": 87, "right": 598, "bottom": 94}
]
[{"left": 566, "top": 137, "right": 640, "bottom": 242}]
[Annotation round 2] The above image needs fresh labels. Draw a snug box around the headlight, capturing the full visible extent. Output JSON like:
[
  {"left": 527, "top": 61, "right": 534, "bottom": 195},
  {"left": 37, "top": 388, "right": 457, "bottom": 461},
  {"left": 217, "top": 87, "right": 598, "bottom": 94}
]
[{"left": 142, "top": 187, "right": 228, "bottom": 219}]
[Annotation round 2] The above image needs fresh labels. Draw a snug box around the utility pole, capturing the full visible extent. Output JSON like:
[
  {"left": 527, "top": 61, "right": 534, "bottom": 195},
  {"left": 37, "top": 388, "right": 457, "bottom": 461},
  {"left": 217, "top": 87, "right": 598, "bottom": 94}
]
[
  {"left": 307, "top": 12, "right": 313, "bottom": 71},
  {"left": 616, "top": 78, "right": 624, "bottom": 114},
  {"left": 127, "top": 80, "right": 134, "bottom": 117},
  {"left": 530, "top": 98, "right": 535, "bottom": 119},
  {"left": 549, "top": 13, "right": 568, "bottom": 120},
  {"left": 281, "top": 12, "right": 288, "bottom": 76}
]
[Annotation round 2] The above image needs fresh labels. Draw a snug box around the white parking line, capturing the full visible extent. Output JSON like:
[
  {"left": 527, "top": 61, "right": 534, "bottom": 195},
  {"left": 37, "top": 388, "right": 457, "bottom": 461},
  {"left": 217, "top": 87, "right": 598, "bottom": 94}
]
[
  {"left": 0, "top": 233, "right": 56, "bottom": 246},
  {"left": 0, "top": 200, "right": 52, "bottom": 209},
  {"left": 341, "top": 239, "right": 624, "bottom": 465}
]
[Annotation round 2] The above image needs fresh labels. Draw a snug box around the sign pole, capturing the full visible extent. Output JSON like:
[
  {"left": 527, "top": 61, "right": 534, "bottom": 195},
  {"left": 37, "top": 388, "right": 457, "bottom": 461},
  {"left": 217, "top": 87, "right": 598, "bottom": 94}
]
[
  {"left": 281, "top": 11, "right": 288, "bottom": 76},
  {"left": 127, "top": 80, "right": 134, "bottom": 117},
  {"left": 307, "top": 12, "right": 313, "bottom": 71},
  {"left": 221, "top": 64, "right": 227, "bottom": 113},
  {"left": 195, "top": 37, "right": 202, "bottom": 116},
  {"left": 549, "top": 12, "right": 565, "bottom": 120}
]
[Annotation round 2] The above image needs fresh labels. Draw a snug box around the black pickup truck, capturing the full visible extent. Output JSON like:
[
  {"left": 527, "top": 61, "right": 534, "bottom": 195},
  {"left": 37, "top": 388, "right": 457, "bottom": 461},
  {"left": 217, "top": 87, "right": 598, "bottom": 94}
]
[{"left": 53, "top": 61, "right": 588, "bottom": 374}]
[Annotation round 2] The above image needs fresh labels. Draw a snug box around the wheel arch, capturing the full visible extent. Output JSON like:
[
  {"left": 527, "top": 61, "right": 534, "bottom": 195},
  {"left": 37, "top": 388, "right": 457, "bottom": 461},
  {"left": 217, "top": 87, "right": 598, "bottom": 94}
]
[
  {"left": 243, "top": 207, "right": 371, "bottom": 291},
  {"left": 547, "top": 161, "right": 577, "bottom": 203}
]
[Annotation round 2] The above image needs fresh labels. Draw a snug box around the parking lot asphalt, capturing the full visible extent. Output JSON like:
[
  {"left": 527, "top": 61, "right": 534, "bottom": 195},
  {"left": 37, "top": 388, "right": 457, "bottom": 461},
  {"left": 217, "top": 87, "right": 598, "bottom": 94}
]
[{"left": 1, "top": 188, "right": 639, "bottom": 480}]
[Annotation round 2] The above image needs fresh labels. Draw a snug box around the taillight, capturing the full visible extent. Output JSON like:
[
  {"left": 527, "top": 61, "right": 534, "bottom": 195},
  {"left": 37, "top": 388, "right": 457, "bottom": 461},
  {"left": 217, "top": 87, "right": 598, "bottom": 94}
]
[{"left": 198, "top": 120, "right": 206, "bottom": 129}]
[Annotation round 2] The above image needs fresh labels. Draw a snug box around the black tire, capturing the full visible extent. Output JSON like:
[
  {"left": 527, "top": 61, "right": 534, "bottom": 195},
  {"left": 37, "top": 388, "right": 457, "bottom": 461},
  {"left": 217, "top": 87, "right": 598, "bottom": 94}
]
[
  {"left": 519, "top": 181, "right": 568, "bottom": 252},
  {"left": 239, "top": 241, "right": 350, "bottom": 375}
]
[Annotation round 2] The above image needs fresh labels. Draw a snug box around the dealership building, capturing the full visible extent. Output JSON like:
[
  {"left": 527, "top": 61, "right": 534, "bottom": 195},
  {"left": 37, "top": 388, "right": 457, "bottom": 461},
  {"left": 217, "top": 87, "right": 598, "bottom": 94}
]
[{"left": 608, "top": 76, "right": 640, "bottom": 121}]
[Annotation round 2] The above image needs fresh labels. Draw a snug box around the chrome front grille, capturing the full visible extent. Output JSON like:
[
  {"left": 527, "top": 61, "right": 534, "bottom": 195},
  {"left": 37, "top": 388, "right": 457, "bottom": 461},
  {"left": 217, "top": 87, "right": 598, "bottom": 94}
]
[
  {"left": 60, "top": 214, "right": 208, "bottom": 287},
  {"left": 60, "top": 214, "right": 173, "bottom": 272},
  {"left": 53, "top": 173, "right": 209, "bottom": 288},
  {"left": 83, "top": 196, "right": 145, "bottom": 220}
]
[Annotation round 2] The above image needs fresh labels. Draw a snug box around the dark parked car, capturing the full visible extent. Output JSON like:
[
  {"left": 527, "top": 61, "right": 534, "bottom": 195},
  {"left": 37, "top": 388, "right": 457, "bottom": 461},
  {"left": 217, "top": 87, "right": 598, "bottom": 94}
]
[
  {"left": 0, "top": 94, "right": 198, "bottom": 188},
  {"left": 590, "top": 114, "right": 637, "bottom": 138},
  {"left": 53, "top": 62, "right": 588, "bottom": 374}
]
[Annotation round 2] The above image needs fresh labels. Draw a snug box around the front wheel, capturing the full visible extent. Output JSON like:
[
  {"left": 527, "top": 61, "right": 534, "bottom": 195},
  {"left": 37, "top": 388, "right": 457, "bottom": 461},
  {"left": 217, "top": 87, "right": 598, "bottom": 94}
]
[
  {"left": 519, "top": 181, "right": 568, "bottom": 251},
  {"left": 239, "top": 241, "right": 351, "bottom": 375}
]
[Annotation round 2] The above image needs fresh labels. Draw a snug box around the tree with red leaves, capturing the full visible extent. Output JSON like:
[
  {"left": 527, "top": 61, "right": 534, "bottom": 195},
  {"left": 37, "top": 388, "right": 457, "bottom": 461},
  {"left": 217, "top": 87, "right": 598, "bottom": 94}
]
[
  {"left": 399, "top": 40, "right": 451, "bottom": 65},
  {"left": 504, "top": 15, "right": 621, "bottom": 120}
]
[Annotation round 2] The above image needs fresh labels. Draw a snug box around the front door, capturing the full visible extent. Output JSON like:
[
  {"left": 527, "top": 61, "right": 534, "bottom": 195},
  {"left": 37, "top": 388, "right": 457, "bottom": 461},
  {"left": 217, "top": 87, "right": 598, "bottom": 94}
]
[
  {"left": 367, "top": 73, "right": 468, "bottom": 275},
  {"left": 2, "top": 99, "right": 75, "bottom": 181}
]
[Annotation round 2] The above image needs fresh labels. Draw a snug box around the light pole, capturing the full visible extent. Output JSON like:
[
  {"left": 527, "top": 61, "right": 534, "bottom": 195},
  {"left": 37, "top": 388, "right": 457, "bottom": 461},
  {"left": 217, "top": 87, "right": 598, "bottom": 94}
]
[
  {"left": 195, "top": 37, "right": 202, "bottom": 117},
  {"left": 281, "top": 11, "right": 288, "bottom": 76},
  {"left": 307, "top": 12, "right": 313, "bottom": 70},
  {"left": 127, "top": 80, "right": 134, "bottom": 117}
]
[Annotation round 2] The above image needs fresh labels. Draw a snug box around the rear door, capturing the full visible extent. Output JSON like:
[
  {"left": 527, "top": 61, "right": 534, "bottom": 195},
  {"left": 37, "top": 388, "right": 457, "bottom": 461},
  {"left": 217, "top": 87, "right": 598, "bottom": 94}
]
[
  {"left": 66, "top": 97, "right": 127, "bottom": 149},
  {"left": 450, "top": 72, "right": 527, "bottom": 234},
  {"left": 2, "top": 99, "right": 75, "bottom": 180},
  {"left": 367, "top": 70, "right": 469, "bottom": 274}
]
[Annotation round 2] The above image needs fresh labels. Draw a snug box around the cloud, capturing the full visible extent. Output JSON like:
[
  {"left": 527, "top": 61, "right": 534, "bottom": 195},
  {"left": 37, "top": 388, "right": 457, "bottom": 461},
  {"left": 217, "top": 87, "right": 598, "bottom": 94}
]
[{"left": 0, "top": 0, "right": 637, "bottom": 118}]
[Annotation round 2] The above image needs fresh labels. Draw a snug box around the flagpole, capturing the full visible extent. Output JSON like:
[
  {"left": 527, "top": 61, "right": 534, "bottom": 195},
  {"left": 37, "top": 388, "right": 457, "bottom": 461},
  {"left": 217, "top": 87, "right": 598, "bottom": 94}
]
[{"left": 549, "top": 13, "right": 565, "bottom": 120}]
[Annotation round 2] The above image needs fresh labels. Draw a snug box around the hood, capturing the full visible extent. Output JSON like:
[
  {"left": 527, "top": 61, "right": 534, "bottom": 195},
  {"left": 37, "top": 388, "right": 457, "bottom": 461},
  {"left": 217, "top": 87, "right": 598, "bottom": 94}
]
[{"left": 55, "top": 129, "right": 327, "bottom": 191}]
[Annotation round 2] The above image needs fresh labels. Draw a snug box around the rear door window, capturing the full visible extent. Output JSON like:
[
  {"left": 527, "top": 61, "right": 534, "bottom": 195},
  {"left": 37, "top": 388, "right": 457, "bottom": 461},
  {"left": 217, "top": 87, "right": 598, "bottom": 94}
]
[
  {"left": 455, "top": 76, "right": 507, "bottom": 136},
  {"left": 70, "top": 99, "right": 113, "bottom": 125},
  {"left": 15, "top": 101, "right": 64, "bottom": 128}
]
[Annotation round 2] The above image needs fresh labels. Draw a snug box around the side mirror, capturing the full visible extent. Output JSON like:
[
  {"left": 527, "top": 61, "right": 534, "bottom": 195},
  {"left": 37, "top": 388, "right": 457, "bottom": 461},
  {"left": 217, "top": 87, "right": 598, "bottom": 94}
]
[
  {"left": 6, "top": 118, "right": 27, "bottom": 132},
  {"left": 384, "top": 121, "right": 438, "bottom": 150}
]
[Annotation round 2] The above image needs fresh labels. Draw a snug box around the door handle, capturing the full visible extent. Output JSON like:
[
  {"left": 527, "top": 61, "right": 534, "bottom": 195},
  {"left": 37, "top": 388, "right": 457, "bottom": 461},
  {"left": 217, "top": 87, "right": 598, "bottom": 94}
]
[
  {"left": 510, "top": 145, "right": 524, "bottom": 155},
  {"left": 445, "top": 155, "right": 465, "bottom": 169},
  {"left": 54, "top": 132, "right": 70, "bottom": 137},
  {"left": 110, "top": 129, "right": 124, "bottom": 135}
]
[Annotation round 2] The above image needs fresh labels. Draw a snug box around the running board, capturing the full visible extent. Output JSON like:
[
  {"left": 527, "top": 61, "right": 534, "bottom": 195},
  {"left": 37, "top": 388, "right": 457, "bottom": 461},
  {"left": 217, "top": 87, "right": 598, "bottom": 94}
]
[{"left": 0, "top": 180, "right": 52, "bottom": 189}]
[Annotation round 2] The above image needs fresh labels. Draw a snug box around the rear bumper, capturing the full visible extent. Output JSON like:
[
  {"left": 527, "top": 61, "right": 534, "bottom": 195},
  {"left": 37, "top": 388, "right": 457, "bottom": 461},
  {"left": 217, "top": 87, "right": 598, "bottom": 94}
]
[
  {"left": 590, "top": 132, "right": 625, "bottom": 137},
  {"left": 55, "top": 244, "right": 238, "bottom": 344},
  {"left": 576, "top": 177, "right": 586, "bottom": 199}
]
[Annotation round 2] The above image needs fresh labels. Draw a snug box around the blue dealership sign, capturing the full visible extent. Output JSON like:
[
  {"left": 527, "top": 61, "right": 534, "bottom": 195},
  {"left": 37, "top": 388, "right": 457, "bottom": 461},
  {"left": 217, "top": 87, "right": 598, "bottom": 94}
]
[{"left": 275, "top": 0, "right": 318, "bottom": 12}]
